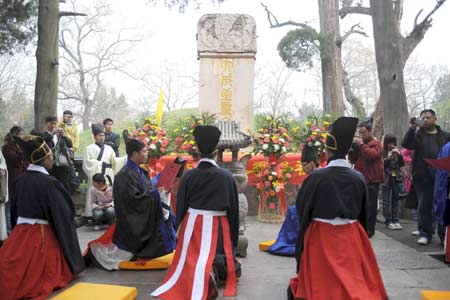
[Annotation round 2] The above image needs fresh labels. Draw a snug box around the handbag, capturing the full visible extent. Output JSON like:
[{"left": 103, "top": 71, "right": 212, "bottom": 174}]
[{"left": 54, "top": 139, "right": 72, "bottom": 167}]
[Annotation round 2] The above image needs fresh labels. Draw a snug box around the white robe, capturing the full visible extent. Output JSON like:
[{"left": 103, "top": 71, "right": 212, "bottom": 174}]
[
  {"left": 82, "top": 143, "right": 126, "bottom": 216},
  {"left": 0, "top": 151, "right": 8, "bottom": 241}
]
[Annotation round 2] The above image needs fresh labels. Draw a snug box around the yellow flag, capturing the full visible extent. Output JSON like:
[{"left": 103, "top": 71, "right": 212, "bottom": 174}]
[{"left": 155, "top": 89, "right": 164, "bottom": 126}]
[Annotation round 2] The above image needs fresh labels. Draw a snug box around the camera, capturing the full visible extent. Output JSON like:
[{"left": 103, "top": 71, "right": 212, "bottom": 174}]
[{"left": 410, "top": 117, "right": 424, "bottom": 126}]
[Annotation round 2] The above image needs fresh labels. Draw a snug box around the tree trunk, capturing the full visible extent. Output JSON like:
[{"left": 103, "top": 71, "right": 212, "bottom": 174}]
[
  {"left": 82, "top": 101, "right": 92, "bottom": 130},
  {"left": 370, "top": 0, "right": 409, "bottom": 140},
  {"left": 34, "top": 0, "right": 60, "bottom": 129},
  {"left": 342, "top": 69, "right": 366, "bottom": 119},
  {"left": 318, "top": 0, "right": 345, "bottom": 115},
  {"left": 372, "top": 96, "right": 384, "bottom": 139}
]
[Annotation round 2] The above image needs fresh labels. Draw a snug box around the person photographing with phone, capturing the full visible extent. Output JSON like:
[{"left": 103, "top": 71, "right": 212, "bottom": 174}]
[
  {"left": 382, "top": 134, "right": 406, "bottom": 230},
  {"left": 402, "top": 109, "right": 450, "bottom": 245}
]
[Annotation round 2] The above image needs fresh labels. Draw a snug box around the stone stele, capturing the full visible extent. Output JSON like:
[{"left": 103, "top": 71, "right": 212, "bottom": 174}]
[{"left": 197, "top": 14, "right": 257, "bottom": 131}]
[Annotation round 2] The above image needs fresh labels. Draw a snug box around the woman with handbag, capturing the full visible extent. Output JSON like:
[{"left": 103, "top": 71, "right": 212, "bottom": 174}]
[{"left": 382, "top": 134, "right": 406, "bottom": 230}]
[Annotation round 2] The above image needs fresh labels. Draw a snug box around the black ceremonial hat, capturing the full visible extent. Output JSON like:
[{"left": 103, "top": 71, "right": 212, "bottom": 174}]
[
  {"left": 193, "top": 125, "right": 221, "bottom": 155},
  {"left": 91, "top": 123, "right": 105, "bottom": 136},
  {"left": 326, "top": 117, "right": 359, "bottom": 157},
  {"left": 17, "top": 135, "right": 52, "bottom": 164}
]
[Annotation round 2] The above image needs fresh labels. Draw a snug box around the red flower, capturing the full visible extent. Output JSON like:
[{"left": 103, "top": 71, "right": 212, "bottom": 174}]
[
  {"left": 286, "top": 173, "right": 292, "bottom": 179},
  {"left": 264, "top": 181, "right": 271, "bottom": 187},
  {"left": 263, "top": 137, "right": 270, "bottom": 143},
  {"left": 269, "top": 202, "right": 276, "bottom": 209}
]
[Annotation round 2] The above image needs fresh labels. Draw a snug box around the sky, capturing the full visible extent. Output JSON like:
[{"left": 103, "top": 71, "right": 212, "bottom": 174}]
[{"left": 58, "top": 0, "right": 450, "bottom": 114}]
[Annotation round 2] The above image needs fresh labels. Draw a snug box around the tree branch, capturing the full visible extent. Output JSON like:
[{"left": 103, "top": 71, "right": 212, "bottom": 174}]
[
  {"left": 59, "top": 11, "right": 87, "bottom": 18},
  {"left": 401, "top": 0, "right": 448, "bottom": 66},
  {"left": 339, "top": 5, "right": 371, "bottom": 19},
  {"left": 261, "top": 3, "right": 311, "bottom": 28},
  {"left": 341, "top": 23, "right": 368, "bottom": 42}
]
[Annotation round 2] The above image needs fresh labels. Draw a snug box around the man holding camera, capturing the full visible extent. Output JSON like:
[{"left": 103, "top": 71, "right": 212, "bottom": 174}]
[
  {"left": 348, "top": 121, "right": 384, "bottom": 238},
  {"left": 402, "top": 109, "right": 450, "bottom": 245}
]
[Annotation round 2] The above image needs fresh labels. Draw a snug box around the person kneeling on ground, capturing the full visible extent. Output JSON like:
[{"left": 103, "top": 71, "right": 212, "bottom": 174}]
[
  {"left": 84, "top": 137, "right": 176, "bottom": 271},
  {"left": 91, "top": 173, "right": 115, "bottom": 231},
  {"left": 0, "top": 135, "right": 84, "bottom": 300},
  {"left": 268, "top": 143, "right": 319, "bottom": 256}
]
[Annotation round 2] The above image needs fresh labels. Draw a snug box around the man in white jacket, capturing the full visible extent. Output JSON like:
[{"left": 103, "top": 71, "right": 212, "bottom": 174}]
[{"left": 82, "top": 123, "right": 125, "bottom": 217}]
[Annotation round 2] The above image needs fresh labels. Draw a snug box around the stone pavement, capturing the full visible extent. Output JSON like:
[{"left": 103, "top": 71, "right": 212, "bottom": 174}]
[{"left": 59, "top": 217, "right": 450, "bottom": 300}]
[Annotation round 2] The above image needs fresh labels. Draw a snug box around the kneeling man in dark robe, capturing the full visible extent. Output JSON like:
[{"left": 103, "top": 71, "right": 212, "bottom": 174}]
[
  {"left": 288, "top": 117, "right": 388, "bottom": 300},
  {"left": 84, "top": 138, "right": 176, "bottom": 270},
  {"left": 152, "top": 125, "right": 240, "bottom": 300}
]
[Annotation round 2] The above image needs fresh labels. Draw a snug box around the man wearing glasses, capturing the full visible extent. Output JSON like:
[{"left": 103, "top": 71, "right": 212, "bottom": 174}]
[{"left": 402, "top": 109, "right": 450, "bottom": 245}]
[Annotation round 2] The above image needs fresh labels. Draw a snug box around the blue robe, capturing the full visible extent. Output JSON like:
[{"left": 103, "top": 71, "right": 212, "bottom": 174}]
[
  {"left": 434, "top": 142, "right": 450, "bottom": 226},
  {"left": 268, "top": 205, "right": 300, "bottom": 256}
]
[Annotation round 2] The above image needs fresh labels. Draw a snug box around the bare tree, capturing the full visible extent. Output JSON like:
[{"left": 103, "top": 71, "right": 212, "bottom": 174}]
[
  {"left": 254, "top": 64, "right": 294, "bottom": 117},
  {"left": 140, "top": 62, "right": 198, "bottom": 113},
  {"left": 341, "top": 37, "right": 378, "bottom": 118},
  {"left": 58, "top": 0, "right": 142, "bottom": 129},
  {"left": 404, "top": 58, "right": 448, "bottom": 117}
]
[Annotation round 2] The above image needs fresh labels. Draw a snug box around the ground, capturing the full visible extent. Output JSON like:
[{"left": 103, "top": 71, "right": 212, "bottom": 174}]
[{"left": 58, "top": 217, "right": 450, "bottom": 300}]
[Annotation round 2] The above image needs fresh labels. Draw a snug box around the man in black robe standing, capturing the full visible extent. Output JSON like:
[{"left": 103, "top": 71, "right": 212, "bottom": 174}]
[
  {"left": 152, "top": 125, "right": 240, "bottom": 300},
  {"left": 288, "top": 117, "right": 387, "bottom": 300}
]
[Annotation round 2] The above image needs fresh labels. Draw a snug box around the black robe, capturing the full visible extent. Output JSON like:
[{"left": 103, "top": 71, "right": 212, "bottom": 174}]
[
  {"left": 112, "top": 163, "right": 176, "bottom": 259},
  {"left": 176, "top": 161, "right": 239, "bottom": 248},
  {"left": 295, "top": 163, "right": 368, "bottom": 271},
  {"left": 10, "top": 170, "right": 85, "bottom": 275}
]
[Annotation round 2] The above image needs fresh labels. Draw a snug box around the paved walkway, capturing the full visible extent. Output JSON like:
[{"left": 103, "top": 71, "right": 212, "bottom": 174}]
[{"left": 60, "top": 217, "right": 450, "bottom": 300}]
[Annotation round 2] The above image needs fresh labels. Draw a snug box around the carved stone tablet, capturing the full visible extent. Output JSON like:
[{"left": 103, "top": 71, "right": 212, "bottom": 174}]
[{"left": 197, "top": 14, "right": 257, "bottom": 54}]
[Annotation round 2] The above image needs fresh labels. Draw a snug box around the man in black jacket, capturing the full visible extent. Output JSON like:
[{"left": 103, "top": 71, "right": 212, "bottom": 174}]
[
  {"left": 103, "top": 118, "right": 121, "bottom": 157},
  {"left": 402, "top": 109, "right": 450, "bottom": 245}
]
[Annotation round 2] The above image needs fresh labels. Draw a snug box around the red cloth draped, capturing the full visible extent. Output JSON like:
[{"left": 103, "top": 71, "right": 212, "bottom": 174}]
[
  {"left": 0, "top": 224, "right": 74, "bottom": 300},
  {"left": 290, "top": 221, "right": 388, "bottom": 300},
  {"left": 154, "top": 154, "right": 308, "bottom": 186}
]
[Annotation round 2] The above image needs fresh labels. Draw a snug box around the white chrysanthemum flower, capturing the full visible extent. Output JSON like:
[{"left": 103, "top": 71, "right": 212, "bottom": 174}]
[
  {"left": 150, "top": 144, "right": 157, "bottom": 150},
  {"left": 262, "top": 144, "right": 269, "bottom": 150},
  {"left": 274, "top": 144, "right": 280, "bottom": 151}
]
